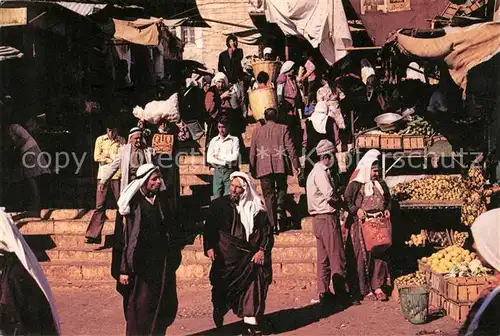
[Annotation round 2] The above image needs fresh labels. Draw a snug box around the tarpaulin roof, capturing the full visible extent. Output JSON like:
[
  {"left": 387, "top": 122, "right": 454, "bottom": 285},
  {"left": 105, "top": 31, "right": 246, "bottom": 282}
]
[
  {"left": 224, "top": 29, "right": 263, "bottom": 46},
  {"left": 55, "top": 2, "right": 106, "bottom": 16},
  {"left": 348, "top": 0, "right": 449, "bottom": 46},
  {"left": 263, "top": 0, "right": 352, "bottom": 65},
  {"left": 389, "top": 22, "right": 500, "bottom": 94},
  {"left": 0, "top": 46, "right": 23, "bottom": 61}
]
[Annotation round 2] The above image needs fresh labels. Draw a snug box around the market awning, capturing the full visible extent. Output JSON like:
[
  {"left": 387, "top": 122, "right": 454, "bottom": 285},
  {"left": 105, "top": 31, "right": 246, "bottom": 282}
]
[
  {"left": 263, "top": 0, "right": 352, "bottom": 65},
  {"left": 390, "top": 22, "right": 500, "bottom": 94},
  {"left": 0, "top": 46, "right": 23, "bottom": 61},
  {"left": 224, "top": 29, "right": 263, "bottom": 46},
  {"left": 55, "top": 2, "right": 107, "bottom": 16}
]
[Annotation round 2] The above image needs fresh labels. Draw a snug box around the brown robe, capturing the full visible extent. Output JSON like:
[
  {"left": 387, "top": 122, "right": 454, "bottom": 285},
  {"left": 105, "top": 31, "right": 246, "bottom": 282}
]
[
  {"left": 112, "top": 193, "right": 180, "bottom": 335},
  {"left": 204, "top": 196, "right": 273, "bottom": 319},
  {"left": 344, "top": 180, "right": 391, "bottom": 297}
]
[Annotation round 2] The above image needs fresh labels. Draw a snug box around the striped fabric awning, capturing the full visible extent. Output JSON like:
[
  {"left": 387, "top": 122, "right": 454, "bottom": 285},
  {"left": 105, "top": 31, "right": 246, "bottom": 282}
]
[{"left": 0, "top": 46, "right": 23, "bottom": 62}]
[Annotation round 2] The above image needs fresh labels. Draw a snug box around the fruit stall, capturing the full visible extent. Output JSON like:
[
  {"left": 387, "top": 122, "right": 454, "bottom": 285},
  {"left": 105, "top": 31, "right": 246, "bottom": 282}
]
[{"left": 388, "top": 167, "right": 498, "bottom": 324}]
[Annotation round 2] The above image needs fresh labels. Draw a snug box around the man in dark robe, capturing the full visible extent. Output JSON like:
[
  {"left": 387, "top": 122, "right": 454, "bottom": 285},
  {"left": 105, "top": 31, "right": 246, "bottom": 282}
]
[
  {"left": 112, "top": 163, "right": 179, "bottom": 335},
  {"left": 204, "top": 171, "right": 273, "bottom": 335},
  {"left": 0, "top": 209, "right": 60, "bottom": 335}
]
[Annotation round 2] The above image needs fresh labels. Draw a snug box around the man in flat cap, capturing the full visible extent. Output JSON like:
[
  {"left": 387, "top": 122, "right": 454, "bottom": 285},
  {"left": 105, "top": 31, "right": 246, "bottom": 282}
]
[{"left": 306, "top": 139, "right": 348, "bottom": 307}]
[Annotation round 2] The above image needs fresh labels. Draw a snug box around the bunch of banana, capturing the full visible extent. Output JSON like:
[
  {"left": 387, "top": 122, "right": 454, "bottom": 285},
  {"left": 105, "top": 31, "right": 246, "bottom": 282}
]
[
  {"left": 461, "top": 168, "right": 486, "bottom": 226},
  {"left": 392, "top": 175, "right": 464, "bottom": 201},
  {"left": 395, "top": 272, "right": 427, "bottom": 287},
  {"left": 405, "top": 233, "right": 426, "bottom": 247},
  {"left": 398, "top": 116, "right": 437, "bottom": 136},
  {"left": 426, "top": 231, "right": 452, "bottom": 247}
]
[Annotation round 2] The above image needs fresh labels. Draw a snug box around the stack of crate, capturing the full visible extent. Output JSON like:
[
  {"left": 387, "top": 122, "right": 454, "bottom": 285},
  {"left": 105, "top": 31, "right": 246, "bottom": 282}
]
[{"left": 419, "top": 260, "right": 497, "bottom": 323}]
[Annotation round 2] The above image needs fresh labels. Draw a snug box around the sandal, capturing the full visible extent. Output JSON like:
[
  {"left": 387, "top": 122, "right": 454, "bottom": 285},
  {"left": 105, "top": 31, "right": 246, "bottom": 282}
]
[
  {"left": 376, "top": 291, "right": 388, "bottom": 301},
  {"left": 364, "top": 293, "right": 377, "bottom": 301}
]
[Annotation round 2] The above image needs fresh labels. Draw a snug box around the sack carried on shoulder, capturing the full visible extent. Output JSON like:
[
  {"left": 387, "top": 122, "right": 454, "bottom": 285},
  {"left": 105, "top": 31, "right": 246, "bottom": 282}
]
[{"left": 361, "top": 217, "right": 392, "bottom": 255}]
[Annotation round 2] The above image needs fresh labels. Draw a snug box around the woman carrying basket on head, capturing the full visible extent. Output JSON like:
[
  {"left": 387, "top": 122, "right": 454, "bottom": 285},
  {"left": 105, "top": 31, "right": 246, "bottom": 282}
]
[{"left": 344, "top": 149, "right": 392, "bottom": 302}]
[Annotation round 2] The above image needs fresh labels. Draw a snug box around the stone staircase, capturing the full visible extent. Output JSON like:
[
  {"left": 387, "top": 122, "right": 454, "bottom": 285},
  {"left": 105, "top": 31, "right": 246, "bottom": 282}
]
[
  {"left": 16, "top": 121, "right": 315, "bottom": 287},
  {"left": 18, "top": 209, "right": 316, "bottom": 287}
]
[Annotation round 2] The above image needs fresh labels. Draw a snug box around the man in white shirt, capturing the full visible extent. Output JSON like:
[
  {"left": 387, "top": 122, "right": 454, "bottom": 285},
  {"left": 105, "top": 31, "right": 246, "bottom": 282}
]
[
  {"left": 207, "top": 117, "right": 240, "bottom": 198},
  {"left": 306, "top": 139, "right": 348, "bottom": 308}
]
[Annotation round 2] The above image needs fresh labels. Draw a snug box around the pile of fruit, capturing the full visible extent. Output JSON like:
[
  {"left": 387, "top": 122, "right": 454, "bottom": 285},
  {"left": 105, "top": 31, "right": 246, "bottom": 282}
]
[
  {"left": 461, "top": 167, "right": 487, "bottom": 226},
  {"left": 398, "top": 115, "right": 438, "bottom": 136},
  {"left": 392, "top": 175, "right": 463, "bottom": 202},
  {"left": 405, "top": 233, "right": 426, "bottom": 247},
  {"left": 452, "top": 231, "right": 469, "bottom": 247},
  {"left": 395, "top": 272, "right": 427, "bottom": 287},
  {"left": 422, "top": 246, "right": 478, "bottom": 274},
  {"left": 447, "top": 259, "right": 491, "bottom": 277}
]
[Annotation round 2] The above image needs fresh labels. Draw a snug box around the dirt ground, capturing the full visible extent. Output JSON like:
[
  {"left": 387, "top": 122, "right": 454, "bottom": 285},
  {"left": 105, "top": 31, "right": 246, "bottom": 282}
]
[{"left": 53, "top": 282, "right": 460, "bottom": 336}]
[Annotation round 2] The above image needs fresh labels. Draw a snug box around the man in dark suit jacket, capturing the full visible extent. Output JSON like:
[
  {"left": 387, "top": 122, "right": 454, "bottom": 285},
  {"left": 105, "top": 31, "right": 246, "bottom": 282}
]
[
  {"left": 249, "top": 108, "right": 301, "bottom": 234},
  {"left": 218, "top": 35, "right": 244, "bottom": 85}
]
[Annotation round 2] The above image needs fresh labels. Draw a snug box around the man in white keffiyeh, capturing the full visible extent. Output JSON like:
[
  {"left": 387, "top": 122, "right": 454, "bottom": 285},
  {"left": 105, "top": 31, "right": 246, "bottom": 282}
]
[
  {"left": 112, "top": 164, "right": 179, "bottom": 335},
  {"left": 204, "top": 171, "right": 272, "bottom": 334},
  {"left": 0, "top": 209, "right": 60, "bottom": 334}
]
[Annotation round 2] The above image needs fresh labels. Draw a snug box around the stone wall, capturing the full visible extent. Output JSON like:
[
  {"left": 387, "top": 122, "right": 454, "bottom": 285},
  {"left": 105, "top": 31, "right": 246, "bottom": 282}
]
[{"left": 183, "top": 0, "right": 260, "bottom": 71}]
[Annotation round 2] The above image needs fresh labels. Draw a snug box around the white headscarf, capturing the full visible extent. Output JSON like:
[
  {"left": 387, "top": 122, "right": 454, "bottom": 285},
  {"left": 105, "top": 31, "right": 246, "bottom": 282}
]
[
  {"left": 0, "top": 209, "right": 60, "bottom": 333},
  {"left": 212, "top": 72, "right": 229, "bottom": 88},
  {"left": 117, "top": 164, "right": 163, "bottom": 215},
  {"left": 406, "top": 62, "right": 426, "bottom": 83},
  {"left": 349, "top": 149, "right": 384, "bottom": 197},
  {"left": 471, "top": 209, "right": 500, "bottom": 272},
  {"left": 466, "top": 209, "right": 500, "bottom": 336},
  {"left": 309, "top": 101, "right": 329, "bottom": 134},
  {"left": 263, "top": 47, "right": 272, "bottom": 55},
  {"left": 361, "top": 66, "right": 375, "bottom": 85},
  {"left": 279, "top": 61, "right": 294, "bottom": 75},
  {"left": 230, "top": 172, "right": 266, "bottom": 241}
]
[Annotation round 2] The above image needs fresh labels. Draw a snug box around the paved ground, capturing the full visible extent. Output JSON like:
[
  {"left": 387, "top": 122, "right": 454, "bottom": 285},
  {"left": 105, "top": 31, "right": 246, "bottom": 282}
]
[{"left": 53, "top": 282, "right": 460, "bottom": 335}]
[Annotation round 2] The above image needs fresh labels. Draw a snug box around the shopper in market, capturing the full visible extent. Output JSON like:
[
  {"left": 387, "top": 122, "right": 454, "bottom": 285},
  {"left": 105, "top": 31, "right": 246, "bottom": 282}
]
[
  {"left": 459, "top": 209, "right": 500, "bottom": 336},
  {"left": 306, "top": 140, "right": 349, "bottom": 307},
  {"left": 344, "top": 149, "right": 392, "bottom": 302},
  {"left": 303, "top": 101, "right": 340, "bottom": 179}
]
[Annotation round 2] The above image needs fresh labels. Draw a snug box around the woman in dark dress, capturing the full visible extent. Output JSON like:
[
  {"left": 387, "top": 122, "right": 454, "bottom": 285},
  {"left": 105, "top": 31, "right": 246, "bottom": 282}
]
[
  {"left": 344, "top": 149, "right": 392, "bottom": 302},
  {"left": 303, "top": 101, "right": 340, "bottom": 179},
  {"left": 204, "top": 72, "right": 233, "bottom": 165}
]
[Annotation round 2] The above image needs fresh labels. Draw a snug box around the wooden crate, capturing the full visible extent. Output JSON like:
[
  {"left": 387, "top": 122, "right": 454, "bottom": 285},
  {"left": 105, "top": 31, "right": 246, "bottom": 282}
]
[
  {"left": 380, "top": 134, "right": 402, "bottom": 150},
  {"left": 429, "top": 289, "right": 445, "bottom": 309},
  {"left": 430, "top": 271, "right": 447, "bottom": 294},
  {"left": 356, "top": 134, "right": 380, "bottom": 149},
  {"left": 442, "top": 298, "right": 474, "bottom": 323},
  {"left": 429, "top": 289, "right": 473, "bottom": 323},
  {"left": 418, "top": 260, "right": 432, "bottom": 283},
  {"left": 402, "top": 135, "right": 426, "bottom": 150},
  {"left": 445, "top": 276, "right": 497, "bottom": 303}
]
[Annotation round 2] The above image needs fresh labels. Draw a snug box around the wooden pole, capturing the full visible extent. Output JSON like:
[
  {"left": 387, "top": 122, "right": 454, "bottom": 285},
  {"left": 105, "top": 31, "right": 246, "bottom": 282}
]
[{"left": 285, "top": 37, "right": 289, "bottom": 61}]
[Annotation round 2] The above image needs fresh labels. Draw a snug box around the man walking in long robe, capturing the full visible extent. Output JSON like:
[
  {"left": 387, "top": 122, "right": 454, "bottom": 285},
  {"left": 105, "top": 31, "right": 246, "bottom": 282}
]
[
  {"left": 112, "top": 164, "right": 179, "bottom": 335},
  {"left": 204, "top": 171, "right": 273, "bottom": 335}
]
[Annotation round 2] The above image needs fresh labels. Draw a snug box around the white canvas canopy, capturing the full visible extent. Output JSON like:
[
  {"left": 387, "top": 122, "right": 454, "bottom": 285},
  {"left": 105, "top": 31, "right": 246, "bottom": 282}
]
[{"left": 263, "top": 0, "right": 352, "bottom": 65}]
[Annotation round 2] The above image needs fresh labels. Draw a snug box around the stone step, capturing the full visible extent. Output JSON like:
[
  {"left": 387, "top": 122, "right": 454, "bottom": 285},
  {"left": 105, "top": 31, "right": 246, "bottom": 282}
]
[
  {"left": 180, "top": 183, "right": 304, "bottom": 196},
  {"left": 41, "top": 260, "right": 316, "bottom": 281},
  {"left": 12, "top": 209, "right": 117, "bottom": 222},
  {"left": 19, "top": 220, "right": 115, "bottom": 236},
  {"left": 45, "top": 244, "right": 317, "bottom": 264},
  {"left": 180, "top": 174, "right": 298, "bottom": 187},
  {"left": 20, "top": 217, "right": 314, "bottom": 238},
  {"left": 179, "top": 164, "right": 250, "bottom": 175},
  {"left": 25, "top": 234, "right": 113, "bottom": 251},
  {"left": 47, "top": 277, "right": 316, "bottom": 289}
]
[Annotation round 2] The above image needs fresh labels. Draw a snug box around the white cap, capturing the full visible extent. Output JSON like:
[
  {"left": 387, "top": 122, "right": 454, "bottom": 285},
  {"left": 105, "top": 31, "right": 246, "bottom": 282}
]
[{"left": 263, "top": 47, "right": 272, "bottom": 55}]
